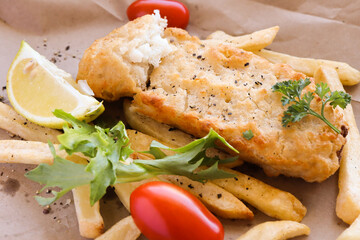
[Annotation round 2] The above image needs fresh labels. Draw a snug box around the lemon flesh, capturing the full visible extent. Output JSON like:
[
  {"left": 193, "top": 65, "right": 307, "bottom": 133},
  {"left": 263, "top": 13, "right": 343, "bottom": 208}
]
[{"left": 7, "top": 41, "right": 104, "bottom": 128}]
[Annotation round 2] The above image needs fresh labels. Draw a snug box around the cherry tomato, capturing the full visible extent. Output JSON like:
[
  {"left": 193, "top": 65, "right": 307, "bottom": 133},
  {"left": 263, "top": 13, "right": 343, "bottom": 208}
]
[
  {"left": 127, "top": 0, "right": 190, "bottom": 29},
  {"left": 130, "top": 181, "right": 224, "bottom": 240}
]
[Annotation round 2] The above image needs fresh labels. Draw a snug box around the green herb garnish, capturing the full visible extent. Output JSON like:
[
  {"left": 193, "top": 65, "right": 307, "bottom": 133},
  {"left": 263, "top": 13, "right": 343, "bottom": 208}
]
[
  {"left": 243, "top": 130, "right": 254, "bottom": 140},
  {"left": 272, "top": 78, "right": 351, "bottom": 134},
  {"left": 26, "top": 110, "right": 237, "bottom": 206}
]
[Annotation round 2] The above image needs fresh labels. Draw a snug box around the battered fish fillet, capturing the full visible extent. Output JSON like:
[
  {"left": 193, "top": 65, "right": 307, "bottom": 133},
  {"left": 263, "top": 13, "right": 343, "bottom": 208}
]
[{"left": 77, "top": 13, "right": 348, "bottom": 182}]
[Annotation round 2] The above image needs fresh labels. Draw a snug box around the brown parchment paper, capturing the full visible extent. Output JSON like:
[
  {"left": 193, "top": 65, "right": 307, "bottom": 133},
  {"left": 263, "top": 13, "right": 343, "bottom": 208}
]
[{"left": 1, "top": 0, "right": 360, "bottom": 239}]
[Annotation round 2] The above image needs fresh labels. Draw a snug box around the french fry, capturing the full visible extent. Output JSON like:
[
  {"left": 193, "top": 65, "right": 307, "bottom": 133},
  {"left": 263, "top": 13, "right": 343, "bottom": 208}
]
[
  {"left": 0, "top": 102, "right": 60, "bottom": 143},
  {"left": 158, "top": 175, "right": 254, "bottom": 219},
  {"left": 0, "top": 140, "right": 64, "bottom": 164},
  {"left": 236, "top": 221, "right": 310, "bottom": 240},
  {"left": 95, "top": 216, "right": 141, "bottom": 240},
  {"left": 114, "top": 177, "right": 160, "bottom": 212},
  {"left": 256, "top": 49, "right": 360, "bottom": 86},
  {"left": 123, "top": 99, "right": 243, "bottom": 168},
  {"left": 206, "top": 26, "right": 279, "bottom": 52},
  {"left": 211, "top": 168, "right": 306, "bottom": 222},
  {"left": 72, "top": 185, "right": 104, "bottom": 239},
  {"left": 314, "top": 66, "right": 360, "bottom": 224},
  {"left": 124, "top": 99, "right": 195, "bottom": 148},
  {"left": 337, "top": 215, "right": 360, "bottom": 240},
  {"left": 0, "top": 139, "right": 88, "bottom": 165}
]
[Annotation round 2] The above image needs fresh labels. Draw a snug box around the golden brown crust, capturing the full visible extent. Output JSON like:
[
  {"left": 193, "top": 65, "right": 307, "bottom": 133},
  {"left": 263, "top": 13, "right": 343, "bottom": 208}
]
[
  {"left": 78, "top": 15, "right": 348, "bottom": 182},
  {"left": 130, "top": 28, "right": 347, "bottom": 182}
]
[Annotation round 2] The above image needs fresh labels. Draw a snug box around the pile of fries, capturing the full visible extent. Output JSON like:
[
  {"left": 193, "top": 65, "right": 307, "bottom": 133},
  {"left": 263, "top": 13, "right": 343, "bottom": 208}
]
[{"left": 1, "top": 26, "right": 360, "bottom": 240}]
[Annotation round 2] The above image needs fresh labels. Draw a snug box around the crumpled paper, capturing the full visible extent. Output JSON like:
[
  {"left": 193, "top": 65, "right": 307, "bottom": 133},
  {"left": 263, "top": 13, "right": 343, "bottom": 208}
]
[{"left": 0, "top": 0, "right": 359, "bottom": 239}]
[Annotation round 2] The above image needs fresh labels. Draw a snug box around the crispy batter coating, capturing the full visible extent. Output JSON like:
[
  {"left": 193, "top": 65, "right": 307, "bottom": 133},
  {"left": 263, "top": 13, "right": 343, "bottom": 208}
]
[{"left": 77, "top": 15, "right": 348, "bottom": 182}]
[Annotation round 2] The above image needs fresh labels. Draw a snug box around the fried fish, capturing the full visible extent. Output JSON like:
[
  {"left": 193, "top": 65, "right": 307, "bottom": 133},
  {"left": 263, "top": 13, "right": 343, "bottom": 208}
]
[{"left": 77, "top": 12, "right": 348, "bottom": 182}]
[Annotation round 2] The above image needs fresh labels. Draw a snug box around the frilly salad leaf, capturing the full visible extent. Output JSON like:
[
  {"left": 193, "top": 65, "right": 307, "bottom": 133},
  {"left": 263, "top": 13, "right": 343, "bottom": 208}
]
[{"left": 26, "top": 110, "right": 238, "bottom": 206}]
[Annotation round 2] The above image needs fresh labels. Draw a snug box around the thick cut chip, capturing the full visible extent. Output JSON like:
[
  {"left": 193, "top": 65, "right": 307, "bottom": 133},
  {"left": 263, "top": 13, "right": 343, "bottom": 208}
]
[
  {"left": 0, "top": 140, "right": 63, "bottom": 164},
  {"left": 205, "top": 26, "right": 279, "bottom": 52},
  {"left": 124, "top": 106, "right": 243, "bottom": 168},
  {"left": 313, "top": 66, "right": 360, "bottom": 224},
  {"left": 236, "top": 221, "right": 310, "bottom": 240},
  {"left": 159, "top": 175, "right": 253, "bottom": 219},
  {"left": 7, "top": 41, "right": 104, "bottom": 129},
  {"left": 95, "top": 216, "right": 141, "bottom": 240},
  {"left": 256, "top": 49, "right": 360, "bottom": 86},
  {"left": 337, "top": 215, "right": 360, "bottom": 240},
  {"left": 211, "top": 168, "right": 306, "bottom": 222},
  {"left": 0, "top": 102, "right": 60, "bottom": 143},
  {"left": 72, "top": 185, "right": 104, "bottom": 239}
]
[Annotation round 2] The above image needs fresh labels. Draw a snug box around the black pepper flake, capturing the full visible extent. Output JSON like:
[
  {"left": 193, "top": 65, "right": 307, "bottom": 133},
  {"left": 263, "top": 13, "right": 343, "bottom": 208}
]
[
  {"left": 248, "top": 177, "right": 251, "bottom": 180},
  {"left": 246, "top": 187, "right": 249, "bottom": 190},
  {"left": 201, "top": 58, "right": 205, "bottom": 61},
  {"left": 50, "top": 58, "right": 57, "bottom": 64},
  {"left": 189, "top": 106, "right": 196, "bottom": 109},
  {"left": 192, "top": 53, "right": 196, "bottom": 56},
  {"left": 43, "top": 206, "right": 51, "bottom": 214},
  {"left": 200, "top": 44, "right": 205, "bottom": 47},
  {"left": 192, "top": 75, "right": 197, "bottom": 80},
  {"left": 43, "top": 209, "right": 50, "bottom": 214},
  {"left": 188, "top": 184, "right": 194, "bottom": 189},
  {"left": 234, "top": 177, "right": 238, "bottom": 181},
  {"left": 217, "top": 194, "right": 222, "bottom": 199},
  {"left": 168, "top": 127, "right": 176, "bottom": 131},
  {"left": 0, "top": 172, "right": 3, "bottom": 176},
  {"left": 2, "top": 86, "right": 6, "bottom": 90},
  {"left": 251, "top": 75, "right": 254, "bottom": 77},
  {"left": 197, "top": 55, "right": 202, "bottom": 59},
  {"left": 53, "top": 216, "right": 57, "bottom": 219},
  {"left": 261, "top": 75, "right": 264, "bottom": 79},
  {"left": 228, "top": 112, "right": 232, "bottom": 115},
  {"left": 46, "top": 189, "right": 52, "bottom": 194},
  {"left": 72, "top": 56, "right": 76, "bottom": 58},
  {"left": 180, "top": 182, "right": 183, "bottom": 185},
  {"left": 24, "top": 168, "right": 28, "bottom": 172},
  {"left": 199, "top": 193, "right": 203, "bottom": 198},
  {"left": 65, "top": 45, "right": 70, "bottom": 51},
  {"left": 235, "top": 80, "right": 238, "bottom": 84},
  {"left": 135, "top": 131, "right": 138, "bottom": 134},
  {"left": 244, "top": 62, "right": 249, "bottom": 67},
  {"left": 213, "top": 103, "right": 216, "bottom": 106},
  {"left": 43, "top": 44, "right": 47, "bottom": 47},
  {"left": 23, "top": 122, "right": 27, "bottom": 125}
]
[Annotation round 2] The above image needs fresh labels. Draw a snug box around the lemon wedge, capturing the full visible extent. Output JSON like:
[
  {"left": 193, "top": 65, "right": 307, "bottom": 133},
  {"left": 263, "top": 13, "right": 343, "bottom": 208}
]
[{"left": 7, "top": 41, "right": 104, "bottom": 129}]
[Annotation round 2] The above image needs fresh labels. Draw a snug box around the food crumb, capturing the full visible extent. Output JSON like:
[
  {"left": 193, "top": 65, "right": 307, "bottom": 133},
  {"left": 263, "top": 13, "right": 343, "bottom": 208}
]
[
  {"left": 65, "top": 45, "right": 70, "bottom": 51},
  {"left": 43, "top": 205, "right": 51, "bottom": 214},
  {"left": 65, "top": 198, "right": 72, "bottom": 205},
  {"left": 217, "top": 194, "right": 222, "bottom": 199}
]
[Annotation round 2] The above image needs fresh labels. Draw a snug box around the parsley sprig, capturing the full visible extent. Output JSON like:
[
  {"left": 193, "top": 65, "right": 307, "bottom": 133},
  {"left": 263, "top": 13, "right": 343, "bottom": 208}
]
[
  {"left": 272, "top": 78, "right": 351, "bottom": 134},
  {"left": 26, "top": 110, "right": 237, "bottom": 206}
]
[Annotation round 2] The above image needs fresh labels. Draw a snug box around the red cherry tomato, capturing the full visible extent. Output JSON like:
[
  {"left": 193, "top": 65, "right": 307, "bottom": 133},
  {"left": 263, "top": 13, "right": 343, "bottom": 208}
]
[
  {"left": 127, "top": 0, "right": 190, "bottom": 29},
  {"left": 130, "top": 181, "right": 224, "bottom": 240}
]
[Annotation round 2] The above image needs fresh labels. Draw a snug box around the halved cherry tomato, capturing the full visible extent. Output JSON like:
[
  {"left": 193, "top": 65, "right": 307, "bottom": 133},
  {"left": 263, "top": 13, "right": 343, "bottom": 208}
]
[
  {"left": 127, "top": 0, "right": 190, "bottom": 29},
  {"left": 130, "top": 181, "right": 224, "bottom": 240}
]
